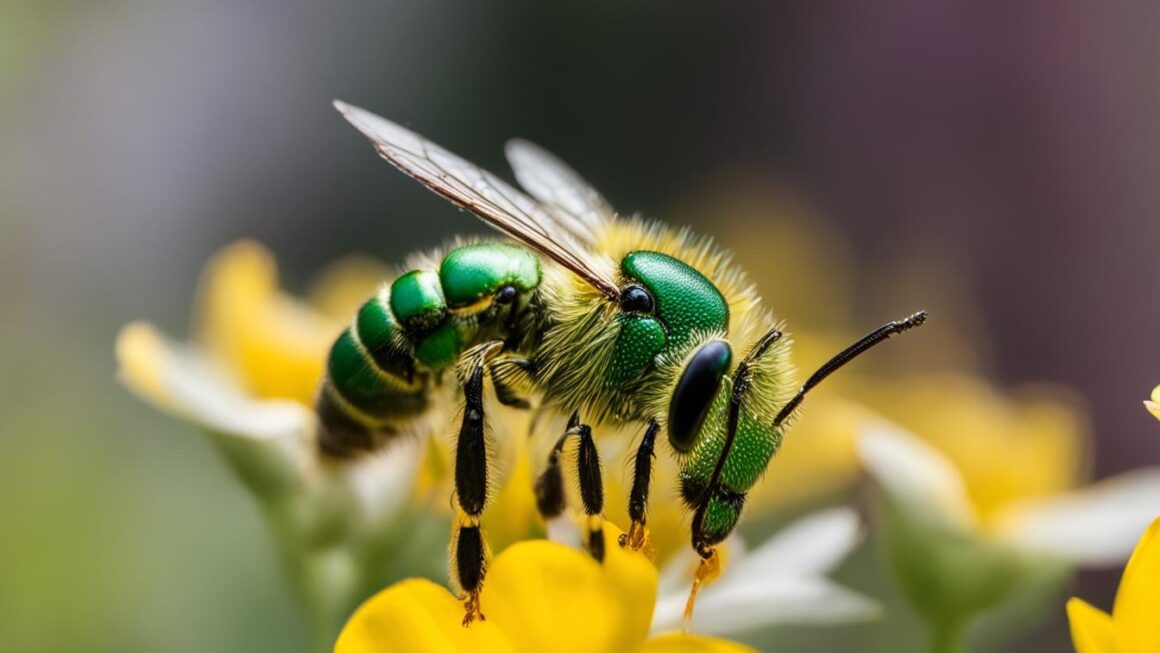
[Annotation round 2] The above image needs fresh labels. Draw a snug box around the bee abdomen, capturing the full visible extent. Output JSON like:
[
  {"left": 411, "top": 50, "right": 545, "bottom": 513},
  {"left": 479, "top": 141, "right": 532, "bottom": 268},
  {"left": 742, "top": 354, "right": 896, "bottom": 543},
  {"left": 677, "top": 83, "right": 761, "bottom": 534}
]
[
  {"left": 318, "top": 242, "right": 542, "bottom": 457},
  {"left": 318, "top": 297, "right": 428, "bottom": 457}
]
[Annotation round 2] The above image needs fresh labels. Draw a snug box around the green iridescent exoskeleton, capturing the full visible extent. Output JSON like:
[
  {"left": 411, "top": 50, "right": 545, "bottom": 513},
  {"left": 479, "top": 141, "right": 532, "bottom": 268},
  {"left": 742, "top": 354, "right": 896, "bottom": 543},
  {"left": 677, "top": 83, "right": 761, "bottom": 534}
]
[
  {"left": 323, "top": 101, "right": 927, "bottom": 627},
  {"left": 680, "top": 386, "right": 784, "bottom": 545},
  {"left": 606, "top": 251, "right": 730, "bottom": 387},
  {"left": 317, "top": 242, "right": 541, "bottom": 456}
]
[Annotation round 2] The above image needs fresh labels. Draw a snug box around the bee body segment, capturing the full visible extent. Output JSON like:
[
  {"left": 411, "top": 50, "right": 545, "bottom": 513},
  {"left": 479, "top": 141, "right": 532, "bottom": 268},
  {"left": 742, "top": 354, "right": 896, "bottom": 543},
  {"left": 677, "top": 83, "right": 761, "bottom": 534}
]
[{"left": 318, "top": 241, "right": 543, "bottom": 457}]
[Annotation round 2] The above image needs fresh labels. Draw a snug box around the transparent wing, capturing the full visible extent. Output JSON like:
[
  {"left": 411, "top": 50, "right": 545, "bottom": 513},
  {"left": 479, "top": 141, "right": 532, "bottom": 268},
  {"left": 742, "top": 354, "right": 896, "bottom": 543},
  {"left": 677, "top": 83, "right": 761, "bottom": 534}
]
[
  {"left": 504, "top": 139, "right": 615, "bottom": 243},
  {"left": 334, "top": 101, "right": 619, "bottom": 299}
]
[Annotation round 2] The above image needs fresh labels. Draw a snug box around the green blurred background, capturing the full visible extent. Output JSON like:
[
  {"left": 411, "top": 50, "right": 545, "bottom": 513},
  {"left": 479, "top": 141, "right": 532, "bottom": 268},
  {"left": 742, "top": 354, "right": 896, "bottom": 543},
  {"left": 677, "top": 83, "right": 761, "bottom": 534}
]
[{"left": 2, "top": 2, "right": 1159, "bottom": 652}]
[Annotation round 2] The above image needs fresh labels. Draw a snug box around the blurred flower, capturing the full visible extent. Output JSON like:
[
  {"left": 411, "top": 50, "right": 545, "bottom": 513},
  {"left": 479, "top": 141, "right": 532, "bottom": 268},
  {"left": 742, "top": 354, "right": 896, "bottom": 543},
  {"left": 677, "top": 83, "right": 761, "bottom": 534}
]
[
  {"left": 860, "top": 375, "right": 1160, "bottom": 565},
  {"left": 651, "top": 508, "right": 880, "bottom": 636},
  {"left": 116, "top": 241, "right": 428, "bottom": 651},
  {"left": 115, "top": 240, "right": 604, "bottom": 648},
  {"left": 1144, "top": 385, "right": 1160, "bottom": 421},
  {"left": 337, "top": 523, "right": 755, "bottom": 653},
  {"left": 857, "top": 376, "right": 1160, "bottom": 648},
  {"left": 1067, "top": 517, "right": 1160, "bottom": 653}
]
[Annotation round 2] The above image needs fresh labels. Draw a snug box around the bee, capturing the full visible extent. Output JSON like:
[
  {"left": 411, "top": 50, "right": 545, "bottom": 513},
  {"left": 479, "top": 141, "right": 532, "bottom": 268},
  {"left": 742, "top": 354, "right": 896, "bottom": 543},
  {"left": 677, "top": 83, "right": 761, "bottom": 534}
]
[{"left": 322, "top": 101, "right": 926, "bottom": 626}]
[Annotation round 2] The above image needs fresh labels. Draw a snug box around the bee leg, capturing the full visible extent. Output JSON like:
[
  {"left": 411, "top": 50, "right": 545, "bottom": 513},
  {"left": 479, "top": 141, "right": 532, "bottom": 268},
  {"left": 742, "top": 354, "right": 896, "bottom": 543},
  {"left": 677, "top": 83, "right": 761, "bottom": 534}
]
[
  {"left": 452, "top": 363, "right": 489, "bottom": 626},
  {"left": 619, "top": 420, "right": 659, "bottom": 557},
  {"left": 532, "top": 412, "right": 607, "bottom": 561},
  {"left": 487, "top": 357, "right": 535, "bottom": 409},
  {"left": 574, "top": 420, "right": 606, "bottom": 562},
  {"left": 682, "top": 545, "right": 722, "bottom": 634},
  {"left": 532, "top": 411, "right": 576, "bottom": 522}
]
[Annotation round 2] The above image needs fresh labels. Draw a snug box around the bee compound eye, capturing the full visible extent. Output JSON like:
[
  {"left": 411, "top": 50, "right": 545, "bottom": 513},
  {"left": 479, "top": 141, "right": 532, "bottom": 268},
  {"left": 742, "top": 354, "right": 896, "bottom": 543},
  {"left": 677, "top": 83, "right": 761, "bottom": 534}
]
[
  {"left": 619, "top": 285, "right": 654, "bottom": 313},
  {"left": 668, "top": 340, "right": 732, "bottom": 453}
]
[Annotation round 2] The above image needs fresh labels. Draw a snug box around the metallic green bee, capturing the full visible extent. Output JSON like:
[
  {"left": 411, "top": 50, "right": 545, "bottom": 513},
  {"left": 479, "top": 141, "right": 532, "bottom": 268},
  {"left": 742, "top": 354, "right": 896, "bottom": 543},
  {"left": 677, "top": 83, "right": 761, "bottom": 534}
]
[{"left": 322, "top": 101, "right": 926, "bottom": 626}]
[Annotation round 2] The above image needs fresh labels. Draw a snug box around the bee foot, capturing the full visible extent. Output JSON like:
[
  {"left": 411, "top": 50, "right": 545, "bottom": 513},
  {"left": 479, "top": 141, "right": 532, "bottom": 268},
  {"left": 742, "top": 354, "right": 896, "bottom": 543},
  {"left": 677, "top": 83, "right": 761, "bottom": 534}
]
[
  {"left": 682, "top": 548, "right": 721, "bottom": 633},
  {"left": 619, "top": 521, "right": 656, "bottom": 559},
  {"left": 461, "top": 591, "right": 485, "bottom": 627}
]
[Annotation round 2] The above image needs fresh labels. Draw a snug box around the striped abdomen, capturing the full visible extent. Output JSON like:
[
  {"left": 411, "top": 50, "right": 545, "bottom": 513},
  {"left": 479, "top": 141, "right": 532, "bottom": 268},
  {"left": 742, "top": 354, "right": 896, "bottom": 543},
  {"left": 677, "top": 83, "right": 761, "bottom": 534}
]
[{"left": 317, "top": 242, "right": 542, "bottom": 457}]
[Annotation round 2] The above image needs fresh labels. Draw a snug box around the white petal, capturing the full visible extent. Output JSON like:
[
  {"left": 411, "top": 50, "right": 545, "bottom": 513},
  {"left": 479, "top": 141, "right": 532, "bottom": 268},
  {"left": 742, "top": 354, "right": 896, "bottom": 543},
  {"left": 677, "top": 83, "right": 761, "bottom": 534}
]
[
  {"left": 991, "top": 468, "right": 1160, "bottom": 566},
  {"left": 545, "top": 516, "right": 584, "bottom": 551},
  {"left": 858, "top": 422, "right": 975, "bottom": 529},
  {"left": 651, "top": 576, "right": 880, "bottom": 635},
  {"left": 344, "top": 438, "right": 424, "bottom": 526},
  {"left": 655, "top": 535, "right": 747, "bottom": 596},
  {"left": 732, "top": 508, "right": 861, "bottom": 579},
  {"left": 651, "top": 509, "right": 874, "bottom": 635},
  {"left": 1145, "top": 399, "right": 1160, "bottom": 421},
  {"left": 118, "top": 324, "right": 314, "bottom": 445},
  {"left": 117, "top": 323, "right": 319, "bottom": 500}
]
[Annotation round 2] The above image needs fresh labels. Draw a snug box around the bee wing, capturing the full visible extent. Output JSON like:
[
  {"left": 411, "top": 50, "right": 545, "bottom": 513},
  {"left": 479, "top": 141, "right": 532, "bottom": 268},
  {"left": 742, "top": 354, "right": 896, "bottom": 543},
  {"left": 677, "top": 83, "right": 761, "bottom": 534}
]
[
  {"left": 504, "top": 139, "right": 615, "bottom": 244},
  {"left": 334, "top": 101, "right": 620, "bottom": 299}
]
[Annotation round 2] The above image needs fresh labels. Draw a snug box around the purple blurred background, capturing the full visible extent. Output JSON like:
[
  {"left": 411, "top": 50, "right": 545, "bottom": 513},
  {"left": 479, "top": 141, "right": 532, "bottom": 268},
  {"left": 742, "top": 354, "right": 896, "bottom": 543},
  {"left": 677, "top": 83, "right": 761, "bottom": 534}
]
[{"left": 2, "top": 2, "right": 1157, "bottom": 651}]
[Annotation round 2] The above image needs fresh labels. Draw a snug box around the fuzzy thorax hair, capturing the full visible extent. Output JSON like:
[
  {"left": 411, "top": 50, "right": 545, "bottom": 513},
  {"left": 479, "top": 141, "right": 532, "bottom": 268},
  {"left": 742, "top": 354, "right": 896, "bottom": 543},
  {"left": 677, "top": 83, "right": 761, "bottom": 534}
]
[{"left": 534, "top": 217, "right": 797, "bottom": 431}]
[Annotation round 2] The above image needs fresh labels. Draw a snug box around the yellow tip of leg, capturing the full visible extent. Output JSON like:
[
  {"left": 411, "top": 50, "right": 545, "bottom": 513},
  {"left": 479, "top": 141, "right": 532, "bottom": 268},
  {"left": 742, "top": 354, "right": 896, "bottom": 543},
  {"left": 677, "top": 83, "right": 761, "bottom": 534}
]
[
  {"left": 618, "top": 521, "right": 657, "bottom": 560},
  {"left": 462, "top": 591, "right": 485, "bottom": 627},
  {"left": 682, "top": 548, "right": 721, "bottom": 634}
]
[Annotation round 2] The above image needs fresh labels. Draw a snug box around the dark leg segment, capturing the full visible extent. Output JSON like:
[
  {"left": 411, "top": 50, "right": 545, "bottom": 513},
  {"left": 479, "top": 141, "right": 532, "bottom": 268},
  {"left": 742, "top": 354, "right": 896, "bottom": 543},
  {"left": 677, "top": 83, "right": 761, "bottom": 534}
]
[
  {"left": 533, "top": 412, "right": 607, "bottom": 562},
  {"left": 574, "top": 423, "right": 605, "bottom": 562},
  {"left": 454, "top": 525, "right": 486, "bottom": 626},
  {"left": 455, "top": 365, "right": 488, "bottom": 517},
  {"left": 487, "top": 357, "right": 535, "bottom": 409},
  {"left": 532, "top": 412, "right": 575, "bottom": 520},
  {"left": 452, "top": 364, "right": 489, "bottom": 626},
  {"left": 619, "top": 420, "right": 659, "bottom": 554}
]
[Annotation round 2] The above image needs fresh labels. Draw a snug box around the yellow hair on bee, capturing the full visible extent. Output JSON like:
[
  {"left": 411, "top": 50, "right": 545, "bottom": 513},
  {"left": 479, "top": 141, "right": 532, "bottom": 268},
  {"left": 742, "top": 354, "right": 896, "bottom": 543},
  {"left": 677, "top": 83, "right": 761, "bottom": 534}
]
[
  {"left": 536, "top": 217, "right": 797, "bottom": 428},
  {"left": 534, "top": 260, "right": 624, "bottom": 421}
]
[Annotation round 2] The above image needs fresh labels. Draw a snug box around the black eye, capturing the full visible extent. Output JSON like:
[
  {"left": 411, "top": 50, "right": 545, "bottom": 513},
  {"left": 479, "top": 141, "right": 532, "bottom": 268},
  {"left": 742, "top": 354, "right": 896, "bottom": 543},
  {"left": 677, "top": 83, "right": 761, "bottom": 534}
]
[
  {"left": 668, "top": 340, "right": 732, "bottom": 453},
  {"left": 619, "top": 285, "right": 654, "bottom": 313},
  {"left": 495, "top": 285, "right": 518, "bottom": 304}
]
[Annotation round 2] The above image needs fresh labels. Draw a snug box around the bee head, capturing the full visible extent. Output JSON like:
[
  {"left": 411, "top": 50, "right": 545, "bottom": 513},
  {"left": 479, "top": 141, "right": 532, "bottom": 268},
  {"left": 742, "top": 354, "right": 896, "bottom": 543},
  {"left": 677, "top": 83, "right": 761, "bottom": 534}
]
[
  {"left": 603, "top": 250, "right": 739, "bottom": 447},
  {"left": 606, "top": 250, "right": 730, "bottom": 387}
]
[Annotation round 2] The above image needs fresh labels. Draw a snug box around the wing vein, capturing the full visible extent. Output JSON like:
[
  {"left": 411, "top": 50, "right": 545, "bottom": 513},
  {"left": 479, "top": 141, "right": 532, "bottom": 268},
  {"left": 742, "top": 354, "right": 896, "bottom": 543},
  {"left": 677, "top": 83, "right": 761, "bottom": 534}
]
[{"left": 335, "top": 101, "right": 619, "bottom": 298}]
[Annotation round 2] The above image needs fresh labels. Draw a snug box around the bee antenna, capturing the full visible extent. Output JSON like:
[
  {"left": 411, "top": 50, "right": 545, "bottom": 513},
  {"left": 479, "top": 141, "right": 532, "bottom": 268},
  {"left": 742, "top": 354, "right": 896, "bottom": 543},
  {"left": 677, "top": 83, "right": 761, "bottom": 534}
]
[{"left": 773, "top": 310, "right": 927, "bottom": 427}]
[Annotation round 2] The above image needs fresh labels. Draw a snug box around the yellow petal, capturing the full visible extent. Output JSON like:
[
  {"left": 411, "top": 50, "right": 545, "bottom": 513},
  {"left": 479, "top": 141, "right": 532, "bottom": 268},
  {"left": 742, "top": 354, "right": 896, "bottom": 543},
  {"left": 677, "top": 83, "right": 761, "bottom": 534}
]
[
  {"left": 1144, "top": 385, "right": 1160, "bottom": 422},
  {"left": 1112, "top": 518, "right": 1160, "bottom": 653},
  {"left": 483, "top": 525, "right": 657, "bottom": 653},
  {"left": 115, "top": 322, "right": 174, "bottom": 410},
  {"left": 746, "top": 393, "right": 866, "bottom": 513},
  {"left": 858, "top": 374, "right": 1084, "bottom": 523},
  {"left": 483, "top": 441, "right": 545, "bottom": 552},
  {"left": 307, "top": 255, "right": 391, "bottom": 321},
  {"left": 1067, "top": 597, "right": 1116, "bottom": 653},
  {"left": 195, "top": 240, "right": 340, "bottom": 405},
  {"left": 601, "top": 524, "right": 661, "bottom": 647},
  {"left": 641, "top": 633, "right": 758, "bottom": 653},
  {"left": 335, "top": 578, "right": 513, "bottom": 653}
]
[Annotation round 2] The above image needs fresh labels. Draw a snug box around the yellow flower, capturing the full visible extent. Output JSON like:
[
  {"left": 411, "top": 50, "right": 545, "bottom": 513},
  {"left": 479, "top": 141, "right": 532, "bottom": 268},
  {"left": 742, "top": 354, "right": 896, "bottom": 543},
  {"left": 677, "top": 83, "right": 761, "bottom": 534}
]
[
  {"left": 117, "top": 240, "right": 433, "bottom": 648},
  {"left": 1144, "top": 385, "right": 1160, "bottom": 421},
  {"left": 1067, "top": 517, "right": 1160, "bottom": 653},
  {"left": 857, "top": 375, "right": 1160, "bottom": 639},
  {"left": 116, "top": 240, "right": 421, "bottom": 514},
  {"left": 858, "top": 374, "right": 1160, "bottom": 563},
  {"left": 116, "top": 240, "right": 536, "bottom": 540},
  {"left": 336, "top": 524, "right": 755, "bottom": 653}
]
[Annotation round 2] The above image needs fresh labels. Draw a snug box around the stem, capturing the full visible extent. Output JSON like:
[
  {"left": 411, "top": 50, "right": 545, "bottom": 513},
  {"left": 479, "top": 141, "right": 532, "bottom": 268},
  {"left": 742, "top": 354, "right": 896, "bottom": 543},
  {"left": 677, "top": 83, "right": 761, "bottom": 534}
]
[
  {"left": 305, "top": 607, "right": 339, "bottom": 653},
  {"left": 931, "top": 621, "right": 966, "bottom": 653}
]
